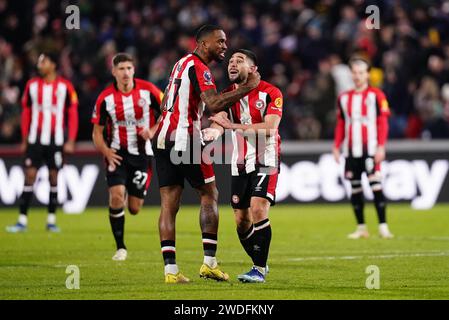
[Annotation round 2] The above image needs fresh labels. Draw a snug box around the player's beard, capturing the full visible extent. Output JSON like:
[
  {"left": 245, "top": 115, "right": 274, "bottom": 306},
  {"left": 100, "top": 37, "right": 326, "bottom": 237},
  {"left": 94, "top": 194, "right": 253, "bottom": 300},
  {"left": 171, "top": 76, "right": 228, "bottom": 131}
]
[
  {"left": 230, "top": 74, "right": 244, "bottom": 84},
  {"left": 229, "top": 72, "right": 247, "bottom": 84},
  {"left": 211, "top": 49, "right": 225, "bottom": 63}
]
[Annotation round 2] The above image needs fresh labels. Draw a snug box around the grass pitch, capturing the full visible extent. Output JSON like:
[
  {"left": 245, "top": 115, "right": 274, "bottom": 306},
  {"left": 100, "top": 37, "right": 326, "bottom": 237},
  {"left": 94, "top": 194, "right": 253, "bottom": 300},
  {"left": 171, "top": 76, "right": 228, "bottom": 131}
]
[{"left": 1, "top": 204, "right": 448, "bottom": 300}]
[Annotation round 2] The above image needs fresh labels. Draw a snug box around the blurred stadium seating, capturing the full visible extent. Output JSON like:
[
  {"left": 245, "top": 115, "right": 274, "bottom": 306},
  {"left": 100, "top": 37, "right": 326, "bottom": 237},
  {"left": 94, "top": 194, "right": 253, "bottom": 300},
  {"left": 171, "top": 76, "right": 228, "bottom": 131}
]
[{"left": 1, "top": 0, "right": 449, "bottom": 143}]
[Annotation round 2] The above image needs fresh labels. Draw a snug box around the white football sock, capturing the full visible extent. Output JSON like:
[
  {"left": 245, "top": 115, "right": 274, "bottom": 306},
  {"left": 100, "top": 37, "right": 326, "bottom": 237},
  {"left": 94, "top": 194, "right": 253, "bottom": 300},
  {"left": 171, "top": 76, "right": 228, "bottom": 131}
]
[
  {"left": 203, "top": 256, "right": 217, "bottom": 268},
  {"left": 165, "top": 264, "right": 179, "bottom": 275},
  {"left": 47, "top": 213, "right": 56, "bottom": 225},
  {"left": 18, "top": 214, "right": 28, "bottom": 226}
]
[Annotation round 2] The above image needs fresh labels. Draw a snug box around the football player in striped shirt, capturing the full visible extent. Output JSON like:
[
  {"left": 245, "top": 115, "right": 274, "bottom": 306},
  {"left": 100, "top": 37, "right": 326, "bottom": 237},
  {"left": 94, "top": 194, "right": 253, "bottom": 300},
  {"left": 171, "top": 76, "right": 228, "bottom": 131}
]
[
  {"left": 333, "top": 57, "right": 394, "bottom": 239},
  {"left": 6, "top": 52, "right": 79, "bottom": 233},
  {"left": 205, "top": 49, "right": 283, "bottom": 283},
  {"left": 92, "top": 53, "right": 163, "bottom": 261},
  {"left": 153, "top": 25, "right": 260, "bottom": 283}
]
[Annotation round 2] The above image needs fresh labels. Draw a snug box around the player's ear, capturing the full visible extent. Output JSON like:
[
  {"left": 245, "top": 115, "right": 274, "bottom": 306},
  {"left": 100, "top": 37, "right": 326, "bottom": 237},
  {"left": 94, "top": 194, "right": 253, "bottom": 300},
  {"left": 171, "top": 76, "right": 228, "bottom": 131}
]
[{"left": 249, "top": 65, "right": 258, "bottom": 73}]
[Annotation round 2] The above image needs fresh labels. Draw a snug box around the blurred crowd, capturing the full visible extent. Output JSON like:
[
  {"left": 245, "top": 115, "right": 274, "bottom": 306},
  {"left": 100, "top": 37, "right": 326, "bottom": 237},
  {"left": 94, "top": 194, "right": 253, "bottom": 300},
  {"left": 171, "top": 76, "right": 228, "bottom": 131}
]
[{"left": 1, "top": 0, "right": 449, "bottom": 143}]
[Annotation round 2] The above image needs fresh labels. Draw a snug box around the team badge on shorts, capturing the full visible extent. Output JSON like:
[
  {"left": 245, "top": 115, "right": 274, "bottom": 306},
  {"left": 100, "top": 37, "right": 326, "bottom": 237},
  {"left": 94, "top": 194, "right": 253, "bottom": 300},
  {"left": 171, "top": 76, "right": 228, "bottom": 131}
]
[
  {"left": 365, "top": 158, "right": 375, "bottom": 173},
  {"left": 138, "top": 98, "right": 146, "bottom": 107},
  {"left": 232, "top": 195, "right": 240, "bottom": 204},
  {"left": 255, "top": 99, "right": 265, "bottom": 110},
  {"left": 203, "top": 70, "right": 213, "bottom": 85}
]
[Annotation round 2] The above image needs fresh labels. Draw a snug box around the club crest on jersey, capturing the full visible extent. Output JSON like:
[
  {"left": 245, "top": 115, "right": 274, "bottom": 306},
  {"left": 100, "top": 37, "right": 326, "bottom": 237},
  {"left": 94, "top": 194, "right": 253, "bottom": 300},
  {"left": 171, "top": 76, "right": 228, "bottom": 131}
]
[
  {"left": 203, "top": 70, "right": 213, "bottom": 85},
  {"left": 138, "top": 98, "right": 146, "bottom": 108},
  {"left": 255, "top": 99, "right": 265, "bottom": 110}
]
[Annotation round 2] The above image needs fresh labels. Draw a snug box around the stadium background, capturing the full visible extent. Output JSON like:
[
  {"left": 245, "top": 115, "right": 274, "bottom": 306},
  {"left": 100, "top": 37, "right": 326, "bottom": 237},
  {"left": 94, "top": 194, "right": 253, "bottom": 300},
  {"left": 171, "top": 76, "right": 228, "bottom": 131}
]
[{"left": 0, "top": 0, "right": 449, "bottom": 211}]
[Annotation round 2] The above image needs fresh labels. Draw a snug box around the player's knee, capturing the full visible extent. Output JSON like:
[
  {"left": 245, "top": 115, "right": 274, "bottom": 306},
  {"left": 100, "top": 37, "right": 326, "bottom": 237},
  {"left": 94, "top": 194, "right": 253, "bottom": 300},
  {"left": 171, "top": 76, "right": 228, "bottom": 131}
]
[
  {"left": 251, "top": 205, "right": 269, "bottom": 221},
  {"left": 110, "top": 193, "right": 125, "bottom": 208},
  {"left": 199, "top": 186, "right": 218, "bottom": 203},
  {"left": 128, "top": 206, "right": 140, "bottom": 215},
  {"left": 161, "top": 200, "right": 180, "bottom": 215},
  {"left": 49, "top": 171, "right": 58, "bottom": 185},
  {"left": 25, "top": 171, "right": 37, "bottom": 185}
]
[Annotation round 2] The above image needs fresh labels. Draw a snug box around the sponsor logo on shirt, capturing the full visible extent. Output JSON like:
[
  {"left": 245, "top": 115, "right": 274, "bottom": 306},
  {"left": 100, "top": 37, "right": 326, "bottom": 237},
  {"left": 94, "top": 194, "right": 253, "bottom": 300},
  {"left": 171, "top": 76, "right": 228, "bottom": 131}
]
[
  {"left": 381, "top": 99, "right": 389, "bottom": 112},
  {"left": 274, "top": 97, "right": 283, "bottom": 108}
]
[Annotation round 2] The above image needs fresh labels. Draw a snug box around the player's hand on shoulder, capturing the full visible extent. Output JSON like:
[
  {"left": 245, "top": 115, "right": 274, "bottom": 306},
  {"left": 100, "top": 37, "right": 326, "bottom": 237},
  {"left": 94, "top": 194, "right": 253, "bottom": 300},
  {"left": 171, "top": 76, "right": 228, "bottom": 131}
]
[{"left": 242, "top": 71, "right": 260, "bottom": 91}]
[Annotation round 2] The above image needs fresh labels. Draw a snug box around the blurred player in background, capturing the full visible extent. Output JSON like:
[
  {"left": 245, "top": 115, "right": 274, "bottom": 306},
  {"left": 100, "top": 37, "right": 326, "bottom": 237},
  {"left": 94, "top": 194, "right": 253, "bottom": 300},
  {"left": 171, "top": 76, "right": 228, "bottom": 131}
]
[
  {"left": 333, "top": 57, "right": 394, "bottom": 239},
  {"left": 153, "top": 25, "right": 260, "bottom": 283},
  {"left": 6, "top": 52, "right": 78, "bottom": 233},
  {"left": 205, "top": 49, "right": 282, "bottom": 283},
  {"left": 92, "top": 53, "right": 163, "bottom": 261}
]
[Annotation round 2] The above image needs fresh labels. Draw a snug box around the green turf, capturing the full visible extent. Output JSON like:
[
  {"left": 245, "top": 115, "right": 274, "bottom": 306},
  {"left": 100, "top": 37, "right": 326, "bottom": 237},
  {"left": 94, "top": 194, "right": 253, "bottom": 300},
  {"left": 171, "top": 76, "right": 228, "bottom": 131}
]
[{"left": 1, "top": 204, "right": 449, "bottom": 300}]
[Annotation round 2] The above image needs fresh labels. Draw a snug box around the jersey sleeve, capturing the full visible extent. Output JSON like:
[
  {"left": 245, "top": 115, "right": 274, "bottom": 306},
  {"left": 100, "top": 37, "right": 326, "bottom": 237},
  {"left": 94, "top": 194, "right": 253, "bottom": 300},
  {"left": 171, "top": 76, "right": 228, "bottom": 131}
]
[
  {"left": 375, "top": 90, "right": 390, "bottom": 146},
  {"left": 148, "top": 83, "right": 163, "bottom": 125},
  {"left": 375, "top": 90, "right": 391, "bottom": 117},
  {"left": 188, "top": 63, "right": 217, "bottom": 95},
  {"left": 91, "top": 94, "right": 108, "bottom": 126},
  {"left": 265, "top": 87, "right": 283, "bottom": 117},
  {"left": 65, "top": 81, "right": 79, "bottom": 141},
  {"left": 334, "top": 96, "right": 345, "bottom": 149},
  {"left": 148, "top": 82, "right": 163, "bottom": 112},
  {"left": 21, "top": 80, "right": 32, "bottom": 140}
]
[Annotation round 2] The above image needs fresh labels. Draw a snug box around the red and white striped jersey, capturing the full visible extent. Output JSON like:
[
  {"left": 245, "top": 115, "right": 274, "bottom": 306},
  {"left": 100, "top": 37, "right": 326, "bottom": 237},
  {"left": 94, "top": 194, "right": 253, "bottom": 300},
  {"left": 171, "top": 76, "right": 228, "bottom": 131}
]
[
  {"left": 21, "top": 76, "right": 79, "bottom": 146},
  {"left": 91, "top": 79, "right": 163, "bottom": 156},
  {"left": 155, "top": 53, "right": 216, "bottom": 151},
  {"left": 225, "top": 80, "right": 283, "bottom": 176},
  {"left": 334, "top": 86, "right": 390, "bottom": 158}
]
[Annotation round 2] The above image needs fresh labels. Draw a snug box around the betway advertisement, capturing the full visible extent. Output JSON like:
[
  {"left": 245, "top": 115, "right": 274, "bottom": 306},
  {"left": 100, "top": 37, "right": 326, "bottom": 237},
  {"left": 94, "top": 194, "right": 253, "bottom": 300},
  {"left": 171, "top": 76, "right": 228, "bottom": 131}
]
[{"left": 0, "top": 146, "right": 448, "bottom": 213}]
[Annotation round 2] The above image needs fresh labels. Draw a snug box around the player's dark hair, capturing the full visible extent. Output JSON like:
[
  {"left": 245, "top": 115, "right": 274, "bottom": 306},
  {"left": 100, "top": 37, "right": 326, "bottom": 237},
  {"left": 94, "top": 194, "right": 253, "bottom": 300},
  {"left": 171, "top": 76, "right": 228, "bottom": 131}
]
[
  {"left": 349, "top": 57, "right": 371, "bottom": 71},
  {"left": 41, "top": 52, "right": 59, "bottom": 66},
  {"left": 195, "top": 24, "right": 223, "bottom": 42},
  {"left": 233, "top": 49, "right": 258, "bottom": 66},
  {"left": 112, "top": 53, "right": 134, "bottom": 67}
]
